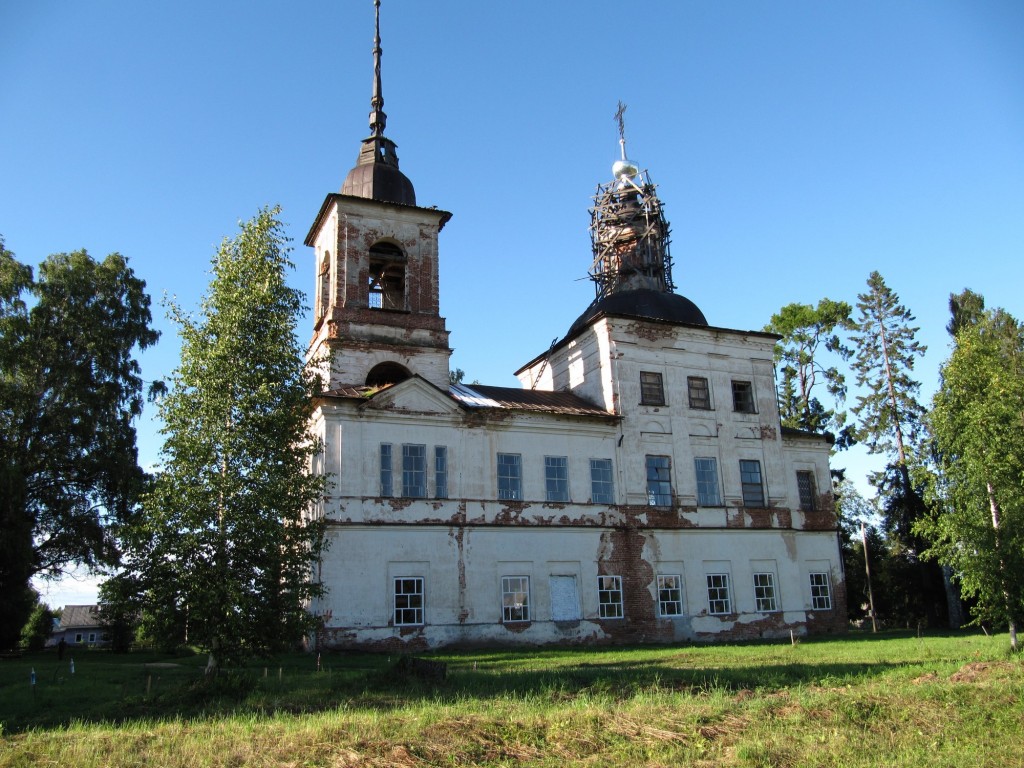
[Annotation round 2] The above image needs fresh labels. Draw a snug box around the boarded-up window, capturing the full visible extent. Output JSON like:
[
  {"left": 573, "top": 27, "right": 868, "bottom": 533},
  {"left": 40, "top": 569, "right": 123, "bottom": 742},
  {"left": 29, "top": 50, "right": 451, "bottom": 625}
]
[{"left": 549, "top": 576, "right": 581, "bottom": 621}]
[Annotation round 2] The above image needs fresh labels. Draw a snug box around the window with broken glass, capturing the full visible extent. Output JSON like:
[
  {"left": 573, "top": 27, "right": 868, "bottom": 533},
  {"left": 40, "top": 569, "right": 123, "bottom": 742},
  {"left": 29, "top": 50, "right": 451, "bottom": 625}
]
[
  {"left": 646, "top": 455, "right": 672, "bottom": 506},
  {"left": 809, "top": 572, "right": 832, "bottom": 610},
  {"left": 797, "top": 470, "right": 817, "bottom": 511},
  {"left": 394, "top": 577, "right": 424, "bottom": 625},
  {"left": 640, "top": 371, "right": 666, "bottom": 406},
  {"left": 501, "top": 576, "right": 530, "bottom": 622},
  {"left": 706, "top": 573, "right": 732, "bottom": 615},
  {"left": 598, "top": 575, "right": 624, "bottom": 618},
  {"left": 657, "top": 574, "right": 684, "bottom": 617},
  {"left": 753, "top": 572, "right": 778, "bottom": 612},
  {"left": 687, "top": 376, "right": 711, "bottom": 409},
  {"left": 731, "top": 379, "right": 756, "bottom": 413}
]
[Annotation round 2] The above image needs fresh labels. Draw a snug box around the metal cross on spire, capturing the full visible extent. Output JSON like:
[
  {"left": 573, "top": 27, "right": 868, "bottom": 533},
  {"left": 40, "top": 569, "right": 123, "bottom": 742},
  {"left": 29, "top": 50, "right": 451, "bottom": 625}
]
[{"left": 615, "top": 100, "right": 628, "bottom": 145}]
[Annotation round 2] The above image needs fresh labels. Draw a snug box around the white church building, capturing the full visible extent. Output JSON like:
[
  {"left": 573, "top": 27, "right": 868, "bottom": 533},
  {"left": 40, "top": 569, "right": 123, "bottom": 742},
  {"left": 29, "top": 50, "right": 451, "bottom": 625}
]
[{"left": 304, "top": 5, "right": 846, "bottom": 651}]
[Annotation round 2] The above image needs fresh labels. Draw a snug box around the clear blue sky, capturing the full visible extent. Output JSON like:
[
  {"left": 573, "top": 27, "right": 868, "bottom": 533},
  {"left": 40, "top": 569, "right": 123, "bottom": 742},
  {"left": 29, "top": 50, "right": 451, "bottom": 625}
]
[{"left": 3, "top": 1, "right": 1022, "bottom": 607}]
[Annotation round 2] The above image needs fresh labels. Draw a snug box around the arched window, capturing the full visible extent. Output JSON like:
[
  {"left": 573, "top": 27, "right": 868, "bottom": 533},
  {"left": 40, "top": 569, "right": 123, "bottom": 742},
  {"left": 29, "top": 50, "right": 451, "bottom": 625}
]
[
  {"left": 368, "top": 241, "right": 405, "bottom": 310},
  {"left": 366, "top": 362, "right": 412, "bottom": 387},
  {"left": 317, "top": 252, "right": 330, "bottom": 320}
]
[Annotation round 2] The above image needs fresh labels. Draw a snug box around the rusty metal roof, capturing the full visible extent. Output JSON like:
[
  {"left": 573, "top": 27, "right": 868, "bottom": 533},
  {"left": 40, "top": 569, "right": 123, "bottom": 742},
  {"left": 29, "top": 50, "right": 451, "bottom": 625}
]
[
  {"left": 319, "top": 380, "right": 615, "bottom": 420},
  {"left": 450, "top": 384, "right": 614, "bottom": 418}
]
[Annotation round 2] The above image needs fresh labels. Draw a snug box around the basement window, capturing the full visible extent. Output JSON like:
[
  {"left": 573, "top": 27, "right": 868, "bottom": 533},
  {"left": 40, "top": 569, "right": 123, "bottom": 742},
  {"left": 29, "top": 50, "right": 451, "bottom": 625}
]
[
  {"left": 394, "top": 577, "right": 424, "bottom": 625},
  {"left": 809, "top": 572, "right": 832, "bottom": 610},
  {"left": 753, "top": 572, "right": 778, "bottom": 612},
  {"left": 706, "top": 573, "right": 732, "bottom": 615},
  {"left": 598, "top": 575, "right": 624, "bottom": 619},
  {"left": 502, "top": 576, "right": 530, "bottom": 622},
  {"left": 657, "top": 574, "right": 683, "bottom": 617},
  {"left": 368, "top": 241, "right": 405, "bottom": 310}
]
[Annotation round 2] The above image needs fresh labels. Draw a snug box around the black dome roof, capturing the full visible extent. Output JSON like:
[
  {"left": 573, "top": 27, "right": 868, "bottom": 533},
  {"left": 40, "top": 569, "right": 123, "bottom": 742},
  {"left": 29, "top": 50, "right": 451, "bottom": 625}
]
[
  {"left": 341, "top": 161, "right": 416, "bottom": 207},
  {"left": 567, "top": 288, "right": 708, "bottom": 337}
]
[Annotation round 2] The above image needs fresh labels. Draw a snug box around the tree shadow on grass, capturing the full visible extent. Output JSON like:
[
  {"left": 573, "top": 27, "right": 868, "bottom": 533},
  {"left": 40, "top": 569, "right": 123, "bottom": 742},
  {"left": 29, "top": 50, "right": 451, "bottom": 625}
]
[{"left": 0, "top": 631, "right": 1000, "bottom": 734}]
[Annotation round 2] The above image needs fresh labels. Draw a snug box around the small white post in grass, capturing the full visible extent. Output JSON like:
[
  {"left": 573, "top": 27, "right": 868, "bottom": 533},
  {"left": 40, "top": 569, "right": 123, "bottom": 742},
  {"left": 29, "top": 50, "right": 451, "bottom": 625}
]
[
  {"left": 31, "top": 667, "right": 36, "bottom": 692},
  {"left": 790, "top": 629, "right": 796, "bottom": 646},
  {"left": 70, "top": 658, "right": 75, "bottom": 675}
]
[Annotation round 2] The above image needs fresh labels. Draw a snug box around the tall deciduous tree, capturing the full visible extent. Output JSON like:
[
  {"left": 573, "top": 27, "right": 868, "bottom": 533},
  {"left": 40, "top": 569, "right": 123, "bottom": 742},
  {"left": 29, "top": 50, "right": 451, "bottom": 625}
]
[
  {"left": 922, "top": 306, "right": 1024, "bottom": 651},
  {"left": 108, "top": 208, "right": 326, "bottom": 667},
  {"left": 0, "top": 237, "right": 158, "bottom": 650},
  {"left": 765, "top": 298, "right": 855, "bottom": 448}
]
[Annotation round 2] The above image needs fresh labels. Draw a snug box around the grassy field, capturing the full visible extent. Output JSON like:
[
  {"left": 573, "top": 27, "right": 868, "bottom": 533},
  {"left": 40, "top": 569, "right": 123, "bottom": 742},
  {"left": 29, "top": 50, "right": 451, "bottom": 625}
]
[{"left": 0, "top": 630, "right": 1021, "bottom": 767}]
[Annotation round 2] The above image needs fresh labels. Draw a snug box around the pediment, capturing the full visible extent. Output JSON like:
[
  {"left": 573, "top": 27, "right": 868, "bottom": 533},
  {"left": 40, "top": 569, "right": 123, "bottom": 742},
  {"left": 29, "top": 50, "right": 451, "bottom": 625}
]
[{"left": 362, "top": 376, "right": 460, "bottom": 415}]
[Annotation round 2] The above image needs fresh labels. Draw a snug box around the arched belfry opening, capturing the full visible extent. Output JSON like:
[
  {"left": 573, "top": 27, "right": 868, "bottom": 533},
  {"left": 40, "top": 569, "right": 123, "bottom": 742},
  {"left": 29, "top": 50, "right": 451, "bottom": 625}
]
[
  {"left": 368, "top": 241, "right": 405, "bottom": 310},
  {"left": 317, "top": 252, "right": 331, "bottom": 321},
  {"left": 366, "top": 361, "right": 411, "bottom": 387}
]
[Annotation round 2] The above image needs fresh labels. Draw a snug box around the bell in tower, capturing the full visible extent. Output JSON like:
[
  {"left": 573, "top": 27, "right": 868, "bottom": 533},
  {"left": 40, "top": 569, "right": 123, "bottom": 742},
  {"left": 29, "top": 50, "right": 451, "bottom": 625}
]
[{"left": 304, "top": 0, "right": 453, "bottom": 392}]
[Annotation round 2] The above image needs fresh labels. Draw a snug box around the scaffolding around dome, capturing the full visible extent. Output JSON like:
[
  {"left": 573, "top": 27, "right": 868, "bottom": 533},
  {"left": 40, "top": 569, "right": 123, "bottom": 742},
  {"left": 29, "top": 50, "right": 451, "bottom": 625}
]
[{"left": 588, "top": 168, "right": 676, "bottom": 302}]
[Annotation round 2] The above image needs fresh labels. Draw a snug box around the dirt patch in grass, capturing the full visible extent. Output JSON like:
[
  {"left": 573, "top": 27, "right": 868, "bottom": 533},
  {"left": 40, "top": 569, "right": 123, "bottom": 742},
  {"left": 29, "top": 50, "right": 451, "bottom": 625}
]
[{"left": 949, "top": 661, "right": 1015, "bottom": 684}]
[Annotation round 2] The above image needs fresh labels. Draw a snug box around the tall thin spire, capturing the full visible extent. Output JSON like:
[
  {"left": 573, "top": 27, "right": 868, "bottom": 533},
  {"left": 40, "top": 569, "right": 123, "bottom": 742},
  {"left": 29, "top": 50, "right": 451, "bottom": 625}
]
[
  {"left": 369, "top": 0, "right": 386, "bottom": 137},
  {"left": 340, "top": 0, "right": 416, "bottom": 206}
]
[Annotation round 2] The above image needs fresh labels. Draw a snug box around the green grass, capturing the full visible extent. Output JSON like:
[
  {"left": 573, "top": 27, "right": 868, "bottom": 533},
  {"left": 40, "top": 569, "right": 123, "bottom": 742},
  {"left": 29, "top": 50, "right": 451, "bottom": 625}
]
[{"left": 1, "top": 631, "right": 1021, "bottom": 767}]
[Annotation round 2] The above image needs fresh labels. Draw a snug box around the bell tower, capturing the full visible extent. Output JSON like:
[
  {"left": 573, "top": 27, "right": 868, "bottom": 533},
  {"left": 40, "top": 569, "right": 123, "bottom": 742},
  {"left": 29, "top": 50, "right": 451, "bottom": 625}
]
[{"left": 305, "top": 0, "right": 452, "bottom": 391}]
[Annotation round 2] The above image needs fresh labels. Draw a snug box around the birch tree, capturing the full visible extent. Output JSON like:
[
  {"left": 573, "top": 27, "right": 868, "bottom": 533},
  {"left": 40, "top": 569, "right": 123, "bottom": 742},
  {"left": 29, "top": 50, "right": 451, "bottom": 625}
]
[
  {"left": 108, "top": 208, "right": 326, "bottom": 667},
  {"left": 922, "top": 306, "right": 1024, "bottom": 651}
]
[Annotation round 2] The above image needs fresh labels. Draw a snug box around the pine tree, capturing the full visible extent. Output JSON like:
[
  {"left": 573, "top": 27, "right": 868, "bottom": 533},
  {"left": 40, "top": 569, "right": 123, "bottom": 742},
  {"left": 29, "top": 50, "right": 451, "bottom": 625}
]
[
  {"left": 108, "top": 208, "right": 327, "bottom": 667},
  {"left": 849, "top": 271, "right": 927, "bottom": 482},
  {"left": 850, "top": 272, "right": 946, "bottom": 627}
]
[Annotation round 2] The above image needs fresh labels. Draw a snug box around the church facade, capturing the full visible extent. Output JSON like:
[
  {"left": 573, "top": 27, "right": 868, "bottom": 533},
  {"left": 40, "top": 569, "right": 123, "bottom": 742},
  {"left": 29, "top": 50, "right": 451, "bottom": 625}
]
[{"left": 304, "top": 7, "right": 846, "bottom": 651}]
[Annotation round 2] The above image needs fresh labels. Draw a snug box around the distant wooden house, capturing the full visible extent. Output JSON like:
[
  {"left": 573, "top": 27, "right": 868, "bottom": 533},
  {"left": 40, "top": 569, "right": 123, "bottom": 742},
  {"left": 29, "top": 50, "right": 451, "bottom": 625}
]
[{"left": 55, "top": 605, "right": 110, "bottom": 647}]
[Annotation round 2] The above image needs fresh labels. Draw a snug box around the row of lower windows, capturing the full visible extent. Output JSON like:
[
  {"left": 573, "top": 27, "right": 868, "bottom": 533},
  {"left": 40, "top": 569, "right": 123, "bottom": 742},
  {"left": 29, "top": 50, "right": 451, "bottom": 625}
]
[
  {"left": 380, "top": 444, "right": 818, "bottom": 510},
  {"left": 392, "top": 571, "right": 833, "bottom": 626},
  {"left": 640, "top": 372, "right": 757, "bottom": 414}
]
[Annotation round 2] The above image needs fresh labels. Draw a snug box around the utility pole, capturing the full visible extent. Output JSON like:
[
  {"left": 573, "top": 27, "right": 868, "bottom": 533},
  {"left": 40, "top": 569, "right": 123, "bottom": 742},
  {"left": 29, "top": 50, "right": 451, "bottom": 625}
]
[{"left": 862, "top": 521, "right": 878, "bottom": 632}]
